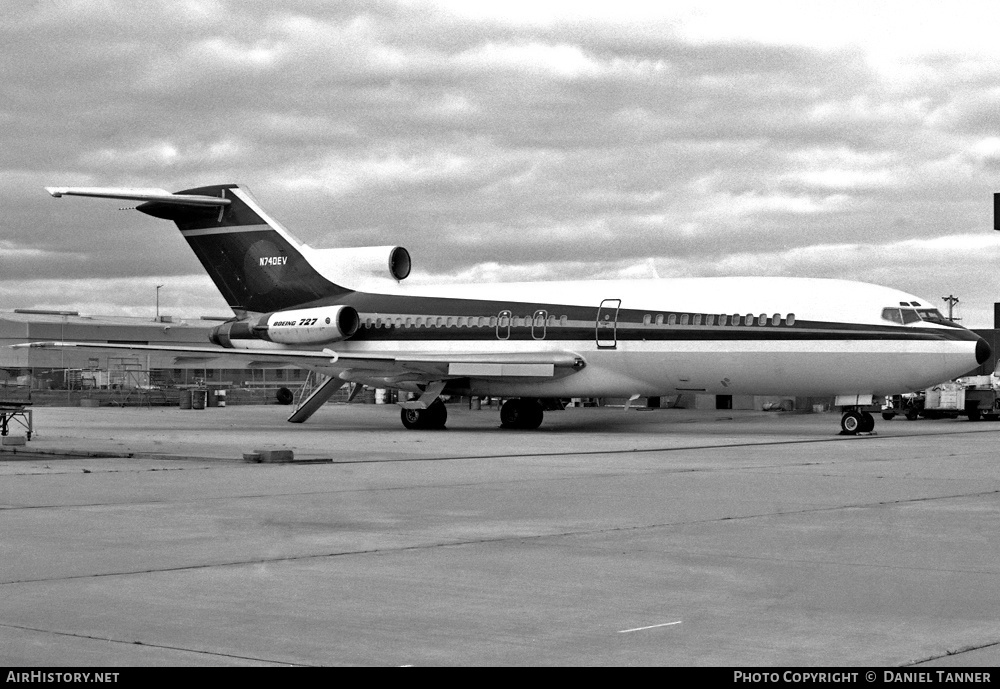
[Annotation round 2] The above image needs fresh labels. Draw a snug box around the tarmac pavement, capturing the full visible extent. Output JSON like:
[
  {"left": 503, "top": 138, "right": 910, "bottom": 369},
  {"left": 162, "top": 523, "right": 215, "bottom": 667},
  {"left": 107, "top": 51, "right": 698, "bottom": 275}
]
[{"left": 1, "top": 403, "right": 999, "bottom": 666}]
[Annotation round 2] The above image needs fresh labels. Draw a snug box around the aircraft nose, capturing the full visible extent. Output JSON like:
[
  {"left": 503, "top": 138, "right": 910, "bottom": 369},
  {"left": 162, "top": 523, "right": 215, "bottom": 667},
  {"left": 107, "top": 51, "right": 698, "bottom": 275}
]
[{"left": 977, "top": 336, "right": 992, "bottom": 365}]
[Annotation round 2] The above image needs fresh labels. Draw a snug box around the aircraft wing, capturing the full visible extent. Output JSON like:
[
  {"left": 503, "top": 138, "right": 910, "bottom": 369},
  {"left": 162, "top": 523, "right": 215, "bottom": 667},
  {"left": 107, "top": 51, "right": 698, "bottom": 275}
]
[{"left": 13, "top": 341, "right": 586, "bottom": 384}]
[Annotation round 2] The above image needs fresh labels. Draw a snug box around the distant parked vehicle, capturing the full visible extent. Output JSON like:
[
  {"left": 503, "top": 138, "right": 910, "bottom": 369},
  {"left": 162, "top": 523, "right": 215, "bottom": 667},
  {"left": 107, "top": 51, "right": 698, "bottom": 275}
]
[{"left": 881, "top": 376, "right": 1000, "bottom": 422}]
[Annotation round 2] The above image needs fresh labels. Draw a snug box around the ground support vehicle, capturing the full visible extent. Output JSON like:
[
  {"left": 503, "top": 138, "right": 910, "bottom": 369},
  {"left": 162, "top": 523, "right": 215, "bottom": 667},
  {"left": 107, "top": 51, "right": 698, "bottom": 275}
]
[
  {"left": 882, "top": 376, "right": 1000, "bottom": 422},
  {"left": 956, "top": 375, "right": 1000, "bottom": 421},
  {"left": 881, "top": 393, "right": 924, "bottom": 421}
]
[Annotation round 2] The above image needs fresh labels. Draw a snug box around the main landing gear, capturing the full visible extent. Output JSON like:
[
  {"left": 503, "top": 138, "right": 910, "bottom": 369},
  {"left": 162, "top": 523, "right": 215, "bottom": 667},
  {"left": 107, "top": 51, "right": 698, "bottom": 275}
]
[
  {"left": 400, "top": 399, "right": 448, "bottom": 430},
  {"left": 840, "top": 409, "right": 875, "bottom": 435},
  {"left": 500, "top": 398, "right": 544, "bottom": 430},
  {"left": 399, "top": 397, "right": 547, "bottom": 430}
]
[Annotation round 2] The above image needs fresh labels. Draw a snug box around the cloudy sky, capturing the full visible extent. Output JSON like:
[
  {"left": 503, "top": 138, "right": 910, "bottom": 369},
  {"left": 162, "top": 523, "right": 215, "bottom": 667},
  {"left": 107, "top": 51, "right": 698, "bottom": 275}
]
[{"left": 4, "top": 0, "right": 1000, "bottom": 326}]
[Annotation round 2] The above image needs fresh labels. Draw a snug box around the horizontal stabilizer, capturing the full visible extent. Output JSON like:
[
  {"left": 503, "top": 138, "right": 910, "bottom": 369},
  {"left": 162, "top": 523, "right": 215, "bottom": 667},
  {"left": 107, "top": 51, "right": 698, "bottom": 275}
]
[{"left": 45, "top": 187, "right": 231, "bottom": 207}]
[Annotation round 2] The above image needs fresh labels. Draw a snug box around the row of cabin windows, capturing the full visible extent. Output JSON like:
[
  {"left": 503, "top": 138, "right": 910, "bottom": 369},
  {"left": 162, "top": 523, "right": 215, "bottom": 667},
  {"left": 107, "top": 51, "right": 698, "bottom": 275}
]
[
  {"left": 641, "top": 313, "right": 796, "bottom": 327},
  {"left": 363, "top": 315, "right": 571, "bottom": 329},
  {"left": 362, "top": 313, "right": 798, "bottom": 329}
]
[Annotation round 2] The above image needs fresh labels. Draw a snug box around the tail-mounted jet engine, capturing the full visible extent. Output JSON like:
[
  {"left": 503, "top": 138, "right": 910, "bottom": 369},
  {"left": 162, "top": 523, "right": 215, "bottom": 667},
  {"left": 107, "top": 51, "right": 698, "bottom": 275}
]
[
  {"left": 210, "top": 305, "right": 360, "bottom": 347},
  {"left": 306, "top": 245, "right": 411, "bottom": 285}
]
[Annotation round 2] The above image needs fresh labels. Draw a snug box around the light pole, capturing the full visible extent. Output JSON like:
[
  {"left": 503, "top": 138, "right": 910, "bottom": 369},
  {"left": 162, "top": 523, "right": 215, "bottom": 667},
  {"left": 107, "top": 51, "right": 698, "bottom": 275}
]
[
  {"left": 941, "top": 295, "right": 960, "bottom": 323},
  {"left": 156, "top": 284, "right": 164, "bottom": 322}
]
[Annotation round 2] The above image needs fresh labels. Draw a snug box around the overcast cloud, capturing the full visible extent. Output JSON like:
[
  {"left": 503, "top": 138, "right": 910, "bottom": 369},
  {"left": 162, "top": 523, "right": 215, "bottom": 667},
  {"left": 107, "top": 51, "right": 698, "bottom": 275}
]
[{"left": 3, "top": 0, "right": 1000, "bottom": 325}]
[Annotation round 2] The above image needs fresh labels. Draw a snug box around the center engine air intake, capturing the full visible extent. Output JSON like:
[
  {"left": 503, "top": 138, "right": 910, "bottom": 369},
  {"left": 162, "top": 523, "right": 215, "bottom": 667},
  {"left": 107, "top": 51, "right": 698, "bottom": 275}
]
[
  {"left": 210, "top": 305, "right": 360, "bottom": 347},
  {"left": 306, "top": 245, "right": 411, "bottom": 285}
]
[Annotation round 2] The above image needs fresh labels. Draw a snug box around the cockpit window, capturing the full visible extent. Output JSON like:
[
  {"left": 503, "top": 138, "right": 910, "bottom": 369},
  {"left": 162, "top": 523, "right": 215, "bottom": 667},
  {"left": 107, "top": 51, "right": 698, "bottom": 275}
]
[
  {"left": 916, "top": 308, "right": 948, "bottom": 323},
  {"left": 882, "top": 307, "right": 949, "bottom": 325},
  {"left": 881, "top": 308, "right": 904, "bottom": 324}
]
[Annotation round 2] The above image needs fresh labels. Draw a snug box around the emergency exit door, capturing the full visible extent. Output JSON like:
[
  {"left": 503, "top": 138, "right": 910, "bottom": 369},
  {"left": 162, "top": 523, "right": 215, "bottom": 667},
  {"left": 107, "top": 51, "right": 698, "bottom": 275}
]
[{"left": 596, "top": 299, "right": 621, "bottom": 349}]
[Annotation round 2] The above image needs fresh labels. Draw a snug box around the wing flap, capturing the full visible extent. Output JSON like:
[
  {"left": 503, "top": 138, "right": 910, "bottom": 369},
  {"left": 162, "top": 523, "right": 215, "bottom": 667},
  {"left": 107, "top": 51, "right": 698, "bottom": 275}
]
[{"left": 448, "top": 363, "right": 554, "bottom": 377}]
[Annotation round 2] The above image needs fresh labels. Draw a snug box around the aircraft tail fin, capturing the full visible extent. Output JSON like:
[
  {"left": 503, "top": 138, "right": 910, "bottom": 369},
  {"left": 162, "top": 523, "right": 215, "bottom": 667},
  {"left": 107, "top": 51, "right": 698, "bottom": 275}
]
[{"left": 46, "top": 184, "right": 347, "bottom": 314}]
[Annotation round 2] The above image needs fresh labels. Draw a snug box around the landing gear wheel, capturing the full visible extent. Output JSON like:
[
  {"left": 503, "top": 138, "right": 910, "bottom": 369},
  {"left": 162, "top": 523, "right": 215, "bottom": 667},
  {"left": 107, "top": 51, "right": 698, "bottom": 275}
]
[
  {"left": 500, "top": 399, "right": 544, "bottom": 429},
  {"left": 841, "top": 410, "right": 863, "bottom": 435},
  {"left": 860, "top": 411, "right": 875, "bottom": 433},
  {"left": 401, "top": 407, "right": 424, "bottom": 430},
  {"left": 400, "top": 399, "right": 448, "bottom": 430},
  {"left": 425, "top": 399, "right": 448, "bottom": 428}
]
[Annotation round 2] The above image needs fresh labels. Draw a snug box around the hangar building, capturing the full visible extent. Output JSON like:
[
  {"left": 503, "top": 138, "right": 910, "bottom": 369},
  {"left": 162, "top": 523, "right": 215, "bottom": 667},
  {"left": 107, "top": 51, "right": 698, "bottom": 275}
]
[{"left": 0, "top": 310, "right": 310, "bottom": 402}]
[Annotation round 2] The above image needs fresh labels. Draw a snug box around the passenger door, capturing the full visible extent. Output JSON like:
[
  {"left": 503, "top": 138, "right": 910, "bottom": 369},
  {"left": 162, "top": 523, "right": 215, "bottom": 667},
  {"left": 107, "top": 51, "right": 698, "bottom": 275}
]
[{"left": 596, "top": 299, "right": 620, "bottom": 349}]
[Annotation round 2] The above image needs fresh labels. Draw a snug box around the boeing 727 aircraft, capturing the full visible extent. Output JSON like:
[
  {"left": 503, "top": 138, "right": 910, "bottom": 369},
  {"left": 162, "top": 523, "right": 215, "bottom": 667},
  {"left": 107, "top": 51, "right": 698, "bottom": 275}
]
[{"left": 34, "top": 184, "right": 990, "bottom": 434}]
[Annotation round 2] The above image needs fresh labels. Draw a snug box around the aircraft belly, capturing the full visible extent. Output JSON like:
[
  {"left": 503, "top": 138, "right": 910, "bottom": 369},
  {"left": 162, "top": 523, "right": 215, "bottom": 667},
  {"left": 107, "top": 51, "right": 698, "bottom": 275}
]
[
  {"left": 464, "top": 339, "right": 976, "bottom": 398},
  {"left": 660, "top": 345, "right": 963, "bottom": 397}
]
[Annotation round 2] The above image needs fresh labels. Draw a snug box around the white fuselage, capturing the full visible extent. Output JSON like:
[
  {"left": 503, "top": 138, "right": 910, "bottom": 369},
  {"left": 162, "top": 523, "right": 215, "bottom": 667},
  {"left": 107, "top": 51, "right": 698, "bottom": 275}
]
[{"left": 267, "top": 275, "right": 984, "bottom": 400}]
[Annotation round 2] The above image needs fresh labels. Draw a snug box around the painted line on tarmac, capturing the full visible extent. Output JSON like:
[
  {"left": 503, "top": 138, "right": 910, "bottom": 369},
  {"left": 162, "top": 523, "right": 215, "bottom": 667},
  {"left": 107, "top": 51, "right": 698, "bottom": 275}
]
[{"left": 618, "top": 621, "right": 682, "bottom": 633}]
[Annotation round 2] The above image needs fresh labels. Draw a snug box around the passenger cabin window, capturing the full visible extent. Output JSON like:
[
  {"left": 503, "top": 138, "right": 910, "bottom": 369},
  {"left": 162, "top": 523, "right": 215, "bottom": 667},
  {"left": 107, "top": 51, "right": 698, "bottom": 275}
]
[{"left": 786, "top": 313, "right": 795, "bottom": 326}]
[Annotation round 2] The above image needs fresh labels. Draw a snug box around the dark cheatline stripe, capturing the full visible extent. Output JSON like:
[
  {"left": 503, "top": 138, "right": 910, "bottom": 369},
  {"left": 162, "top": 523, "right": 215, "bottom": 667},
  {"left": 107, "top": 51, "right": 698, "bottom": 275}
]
[{"left": 343, "top": 324, "right": 978, "bottom": 344}]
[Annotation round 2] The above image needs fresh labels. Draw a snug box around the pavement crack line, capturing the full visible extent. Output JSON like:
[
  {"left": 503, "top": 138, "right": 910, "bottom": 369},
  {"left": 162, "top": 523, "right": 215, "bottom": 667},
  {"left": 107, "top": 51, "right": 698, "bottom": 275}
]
[
  {"left": 2, "top": 487, "right": 998, "bottom": 587},
  {"left": 320, "top": 425, "right": 1000, "bottom": 463},
  {"left": 4, "top": 445, "right": 993, "bottom": 513},
  {"left": 0, "top": 621, "right": 313, "bottom": 666},
  {"left": 904, "top": 638, "right": 1000, "bottom": 666}
]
